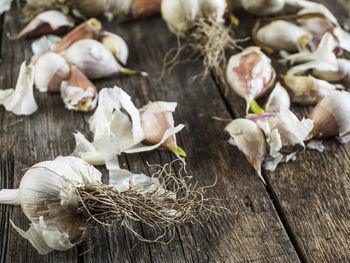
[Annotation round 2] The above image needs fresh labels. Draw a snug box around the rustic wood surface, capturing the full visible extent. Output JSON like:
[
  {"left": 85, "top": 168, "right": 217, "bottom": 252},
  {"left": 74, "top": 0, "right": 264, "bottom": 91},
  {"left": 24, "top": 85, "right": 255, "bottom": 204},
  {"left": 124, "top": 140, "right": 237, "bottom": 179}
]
[{"left": 0, "top": 0, "right": 349, "bottom": 262}]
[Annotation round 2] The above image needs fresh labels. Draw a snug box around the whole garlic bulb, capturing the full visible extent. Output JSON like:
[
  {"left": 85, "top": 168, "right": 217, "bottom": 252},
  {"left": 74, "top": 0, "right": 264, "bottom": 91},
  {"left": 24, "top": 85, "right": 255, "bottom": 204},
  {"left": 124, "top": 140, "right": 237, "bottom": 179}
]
[
  {"left": 161, "top": 0, "right": 227, "bottom": 36},
  {"left": 1, "top": 156, "right": 102, "bottom": 254}
]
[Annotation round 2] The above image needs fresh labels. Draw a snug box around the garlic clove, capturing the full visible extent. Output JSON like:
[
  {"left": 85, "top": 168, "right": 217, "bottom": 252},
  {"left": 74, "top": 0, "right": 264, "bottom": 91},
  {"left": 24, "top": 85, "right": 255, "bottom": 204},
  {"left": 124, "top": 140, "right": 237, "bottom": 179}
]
[
  {"left": 62, "top": 39, "right": 122, "bottom": 79},
  {"left": 256, "top": 20, "right": 310, "bottom": 52},
  {"left": 309, "top": 90, "right": 350, "bottom": 139},
  {"left": 225, "top": 118, "right": 266, "bottom": 183},
  {"left": 130, "top": 0, "right": 162, "bottom": 18},
  {"left": 264, "top": 82, "right": 291, "bottom": 112},
  {"left": 33, "top": 52, "right": 71, "bottom": 92},
  {"left": 284, "top": 75, "right": 338, "bottom": 105},
  {"left": 60, "top": 66, "right": 97, "bottom": 112},
  {"left": 53, "top": 18, "right": 102, "bottom": 53},
  {"left": 140, "top": 101, "right": 186, "bottom": 157},
  {"left": 17, "top": 10, "right": 73, "bottom": 38},
  {"left": 226, "top": 46, "right": 275, "bottom": 114},
  {"left": 241, "top": 0, "right": 285, "bottom": 16},
  {"left": 313, "top": 58, "right": 350, "bottom": 88},
  {"left": 0, "top": 62, "right": 38, "bottom": 115},
  {"left": 100, "top": 31, "right": 129, "bottom": 65}
]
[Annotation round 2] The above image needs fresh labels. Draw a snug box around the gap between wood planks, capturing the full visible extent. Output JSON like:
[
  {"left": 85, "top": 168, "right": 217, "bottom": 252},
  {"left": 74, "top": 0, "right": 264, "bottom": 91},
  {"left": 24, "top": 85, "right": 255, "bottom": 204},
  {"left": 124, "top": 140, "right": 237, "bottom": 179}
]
[{"left": 210, "top": 74, "right": 306, "bottom": 263}]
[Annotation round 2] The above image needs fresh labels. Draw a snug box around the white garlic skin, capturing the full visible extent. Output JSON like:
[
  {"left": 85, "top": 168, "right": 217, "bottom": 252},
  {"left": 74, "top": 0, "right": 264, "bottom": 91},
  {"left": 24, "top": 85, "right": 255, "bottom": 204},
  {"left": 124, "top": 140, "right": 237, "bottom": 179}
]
[
  {"left": 63, "top": 39, "right": 122, "bottom": 79},
  {"left": 264, "top": 82, "right": 291, "bottom": 112},
  {"left": 241, "top": 0, "right": 285, "bottom": 16},
  {"left": 225, "top": 118, "right": 266, "bottom": 177},
  {"left": 313, "top": 59, "right": 350, "bottom": 85},
  {"left": 100, "top": 31, "right": 129, "bottom": 65},
  {"left": 34, "top": 52, "right": 71, "bottom": 92},
  {"left": 161, "top": 0, "right": 227, "bottom": 36},
  {"left": 257, "top": 20, "right": 310, "bottom": 51}
]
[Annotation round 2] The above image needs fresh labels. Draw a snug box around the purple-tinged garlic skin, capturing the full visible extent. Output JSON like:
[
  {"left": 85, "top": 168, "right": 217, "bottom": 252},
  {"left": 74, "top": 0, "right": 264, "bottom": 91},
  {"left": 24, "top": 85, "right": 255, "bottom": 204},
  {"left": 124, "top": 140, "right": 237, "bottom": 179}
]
[
  {"left": 18, "top": 10, "right": 73, "bottom": 38},
  {"left": 257, "top": 20, "right": 310, "bottom": 52},
  {"left": 60, "top": 66, "right": 97, "bottom": 112},
  {"left": 309, "top": 91, "right": 350, "bottom": 140},
  {"left": 33, "top": 52, "right": 71, "bottom": 92},
  {"left": 63, "top": 39, "right": 122, "bottom": 79},
  {"left": 226, "top": 46, "right": 275, "bottom": 100},
  {"left": 225, "top": 118, "right": 266, "bottom": 181},
  {"left": 140, "top": 102, "right": 177, "bottom": 151},
  {"left": 313, "top": 59, "right": 350, "bottom": 88}
]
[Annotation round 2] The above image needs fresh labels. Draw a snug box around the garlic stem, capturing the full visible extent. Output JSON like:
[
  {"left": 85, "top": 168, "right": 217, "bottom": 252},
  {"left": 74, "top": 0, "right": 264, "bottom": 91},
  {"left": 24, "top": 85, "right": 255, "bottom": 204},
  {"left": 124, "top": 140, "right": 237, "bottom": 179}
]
[{"left": 120, "top": 67, "right": 148, "bottom": 77}]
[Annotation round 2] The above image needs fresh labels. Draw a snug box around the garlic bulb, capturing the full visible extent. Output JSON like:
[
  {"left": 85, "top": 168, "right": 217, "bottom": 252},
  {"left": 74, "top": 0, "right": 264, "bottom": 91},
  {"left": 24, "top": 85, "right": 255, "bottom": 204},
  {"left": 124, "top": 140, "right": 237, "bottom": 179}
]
[
  {"left": 161, "top": 0, "right": 227, "bottom": 36},
  {"left": 140, "top": 102, "right": 186, "bottom": 156},
  {"left": 60, "top": 66, "right": 97, "bottom": 112},
  {"left": 256, "top": 20, "right": 310, "bottom": 52},
  {"left": 73, "top": 87, "right": 185, "bottom": 166},
  {"left": 100, "top": 31, "right": 129, "bottom": 65},
  {"left": 309, "top": 90, "right": 350, "bottom": 140},
  {"left": 264, "top": 82, "right": 291, "bottom": 112},
  {"left": 225, "top": 118, "right": 266, "bottom": 183},
  {"left": 53, "top": 18, "right": 102, "bottom": 53},
  {"left": 226, "top": 46, "right": 275, "bottom": 114},
  {"left": 62, "top": 39, "right": 123, "bottom": 79},
  {"left": 313, "top": 59, "right": 350, "bottom": 88},
  {"left": 284, "top": 75, "right": 339, "bottom": 105},
  {"left": 0, "top": 62, "right": 38, "bottom": 115},
  {"left": 0, "top": 156, "right": 202, "bottom": 254},
  {"left": 33, "top": 52, "right": 71, "bottom": 92},
  {"left": 17, "top": 10, "right": 73, "bottom": 38}
]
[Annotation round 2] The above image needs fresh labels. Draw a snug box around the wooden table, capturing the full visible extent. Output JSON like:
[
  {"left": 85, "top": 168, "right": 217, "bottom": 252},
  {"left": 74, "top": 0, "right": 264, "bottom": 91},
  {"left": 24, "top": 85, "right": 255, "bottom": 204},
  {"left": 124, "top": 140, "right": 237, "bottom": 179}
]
[{"left": 0, "top": 0, "right": 349, "bottom": 262}]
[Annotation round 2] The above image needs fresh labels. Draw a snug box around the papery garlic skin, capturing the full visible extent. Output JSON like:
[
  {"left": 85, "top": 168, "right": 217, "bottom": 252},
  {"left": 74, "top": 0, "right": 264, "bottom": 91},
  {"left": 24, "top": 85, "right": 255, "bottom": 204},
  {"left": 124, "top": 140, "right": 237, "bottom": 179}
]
[
  {"left": 73, "top": 87, "right": 185, "bottom": 166},
  {"left": 100, "top": 31, "right": 129, "bottom": 65},
  {"left": 226, "top": 46, "right": 275, "bottom": 112},
  {"left": 31, "top": 35, "right": 61, "bottom": 58},
  {"left": 60, "top": 66, "right": 97, "bottom": 112},
  {"left": 284, "top": 75, "right": 338, "bottom": 105},
  {"left": 309, "top": 90, "right": 350, "bottom": 139},
  {"left": 63, "top": 39, "right": 122, "bottom": 79},
  {"left": 225, "top": 118, "right": 266, "bottom": 182},
  {"left": 0, "top": 62, "right": 38, "bottom": 115},
  {"left": 18, "top": 10, "right": 73, "bottom": 38},
  {"left": 257, "top": 20, "right": 310, "bottom": 51},
  {"left": 313, "top": 59, "right": 350, "bottom": 87},
  {"left": 264, "top": 82, "right": 291, "bottom": 112},
  {"left": 33, "top": 52, "right": 71, "bottom": 92}
]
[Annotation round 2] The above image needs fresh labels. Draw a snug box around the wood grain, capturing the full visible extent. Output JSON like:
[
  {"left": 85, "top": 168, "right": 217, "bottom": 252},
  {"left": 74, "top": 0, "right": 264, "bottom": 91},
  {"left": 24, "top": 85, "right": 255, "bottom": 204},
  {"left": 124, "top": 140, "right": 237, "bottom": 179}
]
[{"left": 0, "top": 4, "right": 300, "bottom": 263}]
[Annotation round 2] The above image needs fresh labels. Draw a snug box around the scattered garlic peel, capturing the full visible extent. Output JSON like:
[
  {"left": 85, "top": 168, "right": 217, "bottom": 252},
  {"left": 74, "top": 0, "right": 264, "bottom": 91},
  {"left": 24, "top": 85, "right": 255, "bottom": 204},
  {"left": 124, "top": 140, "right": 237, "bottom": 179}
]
[
  {"left": 0, "top": 62, "right": 38, "bottom": 115},
  {"left": 265, "top": 82, "right": 291, "bottom": 112},
  {"left": 0, "top": 189, "right": 20, "bottom": 205},
  {"left": 31, "top": 35, "right": 61, "bottom": 58},
  {"left": 333, "top": 27, "right": 350, "bottom": 53},
  {"left": 307, "top": 140, "right": 325, "bottom": 152}
]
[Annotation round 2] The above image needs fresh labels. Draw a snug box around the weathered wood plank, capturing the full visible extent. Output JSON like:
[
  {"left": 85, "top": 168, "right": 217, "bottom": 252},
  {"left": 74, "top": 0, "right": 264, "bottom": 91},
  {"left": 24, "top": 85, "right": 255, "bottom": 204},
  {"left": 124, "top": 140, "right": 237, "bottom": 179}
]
[
  {"left": 0, "top": 5, "right": 301, "bottom": 263},
  {"left": 223, "top": 1, "right": 350, "bottom": 262}
]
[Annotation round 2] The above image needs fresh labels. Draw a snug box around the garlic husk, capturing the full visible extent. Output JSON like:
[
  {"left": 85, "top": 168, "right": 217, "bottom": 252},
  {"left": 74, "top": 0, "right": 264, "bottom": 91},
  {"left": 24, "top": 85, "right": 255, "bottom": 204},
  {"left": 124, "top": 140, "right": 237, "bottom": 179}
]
[
  {"left": 307, "top": 139, "right": 325, "bottom": 152},
  {"left": 309, "top": 90, "right": 350, "bottom": 139},
  {"left": 100, "top": 31, "right": 129, "bottom": 65},
  {"left": 161, "top": 0, "right": 227, "bottom": 36},
  {"left": 62, "top": 39, "right": 122, "bottom": 79},
  {"left": 0, "top": 0, "right": 13, "bottom": 15},
  {"left": 225, "top": 118, "right": 266, "bottom": 183},
  {"left": 256, "top": 20, "right": 310, "bottom": 51},
  {"left": 284, "top": 75, "right": 339, "bottom": 105},
  {"left": 140, "top": 101, "right": 186, "bottom": 157},
  {"left": 333, "top": 27, "right": 350, "bottom": 53},
  {"left": 31, "top": 35, "right": 61, "bottom": 58},
  {"left": 0, "top": 156, "right": 180, "bottom": 254},
  {"left": 0, "top": 62, "right": 38, "bottom": 115},
  {"left": 226, "top": 46, "right": 275, "bottom": 114},
  {"left": 60, "top": 66, "right": 97, "bottom": 111},
  {"left": 313, "top": 59, "right": 350, "bottom": 87},
  {"left": 18, "top": 10, "right": 73, "bottom": 38},
  {"left": 264, "top": 82, "right": 291, "bottom": 112},
  {"left": 33, "top": 52, "right": 71, "bottom": 92},
  {"left": 73, "top": 87, "right": 185, "bottom": 166},
  {"left": 53, "top": 18, "right": 102, "bottom": 53},
  {"left": 284, "top": 33, "right": 338, "bottom": 76}
]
